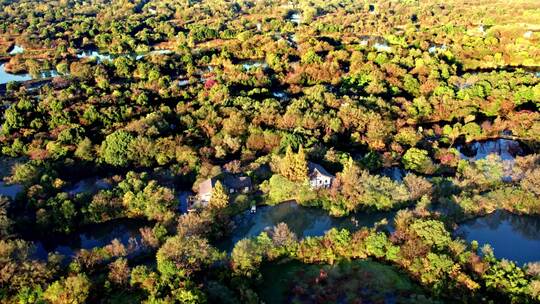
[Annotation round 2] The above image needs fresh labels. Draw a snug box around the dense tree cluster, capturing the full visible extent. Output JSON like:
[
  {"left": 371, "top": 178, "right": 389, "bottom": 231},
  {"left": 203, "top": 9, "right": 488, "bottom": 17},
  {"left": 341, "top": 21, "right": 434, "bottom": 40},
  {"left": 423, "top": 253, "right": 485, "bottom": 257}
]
[{"left": 0, "top": 0, "right": 539, "bottom": 302}]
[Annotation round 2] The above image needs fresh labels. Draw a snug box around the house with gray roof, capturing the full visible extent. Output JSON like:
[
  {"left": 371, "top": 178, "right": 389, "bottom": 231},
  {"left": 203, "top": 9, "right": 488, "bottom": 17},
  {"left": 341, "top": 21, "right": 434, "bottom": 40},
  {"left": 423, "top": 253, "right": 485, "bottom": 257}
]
[
  {"left": 308, "top": 162, "right": 334, "bottom": 189},
  {"left": 198, "top": 175, "right": 253, "bottom": 205}
]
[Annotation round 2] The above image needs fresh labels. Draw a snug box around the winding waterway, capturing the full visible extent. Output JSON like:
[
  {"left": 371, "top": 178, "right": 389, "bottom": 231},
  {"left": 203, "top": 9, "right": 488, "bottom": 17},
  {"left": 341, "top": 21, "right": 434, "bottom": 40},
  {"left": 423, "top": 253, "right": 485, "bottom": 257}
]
[
  {"left": 32, "top": 219, "right": 147, "bottom": 261},
  {"left": 0, "top": 63, "right": 59, "bottom": 85},
  {"left": 1, "top": 137, "right": 539, "bottom": 266}
]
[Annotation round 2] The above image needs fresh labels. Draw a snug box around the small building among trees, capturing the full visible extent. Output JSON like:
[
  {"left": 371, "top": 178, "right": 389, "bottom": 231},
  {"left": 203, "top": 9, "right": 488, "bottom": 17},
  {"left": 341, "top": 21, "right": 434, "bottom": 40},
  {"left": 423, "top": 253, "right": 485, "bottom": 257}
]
[
  {"left": 308, "top": 162, "right": 334, "bottom": 189},
  {"left": 279, "top": 145, "right": 334, "bottom": 189},
  {"left": 198, "top": 175, "right": 253, "bottom": 205}
]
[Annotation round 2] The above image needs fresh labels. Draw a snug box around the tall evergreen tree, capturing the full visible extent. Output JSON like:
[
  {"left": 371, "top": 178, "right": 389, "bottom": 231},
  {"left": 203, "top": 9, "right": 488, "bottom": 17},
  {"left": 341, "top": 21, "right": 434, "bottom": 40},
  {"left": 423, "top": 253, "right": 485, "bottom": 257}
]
[
  {"left": 280, "top": 145, "right": 308, "bottom": 182},
  {"left": 294, "top": 145, "right": 309, "bottom": 182},
  {"left": 209, "top": 181, "right": 229, "bottom": 209},
  {"left": 280, "top": 145, "right": 296, "bottom": 181}
]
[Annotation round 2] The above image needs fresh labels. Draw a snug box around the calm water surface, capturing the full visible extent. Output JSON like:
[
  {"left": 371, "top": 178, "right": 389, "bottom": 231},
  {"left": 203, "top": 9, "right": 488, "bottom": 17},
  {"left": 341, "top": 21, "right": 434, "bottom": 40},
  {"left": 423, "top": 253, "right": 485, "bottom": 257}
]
[
  {"left": 33, "top": 219, "right": 146, "bottom": 260},
  {"left": 456, "top": 210, "right": 540, "bottom": 265},
  {"left": 0, "top": 63, "right": 59, "bottom": 85},
  {"left": 220, "top": 202, "right": 394, "bottom": 251}
]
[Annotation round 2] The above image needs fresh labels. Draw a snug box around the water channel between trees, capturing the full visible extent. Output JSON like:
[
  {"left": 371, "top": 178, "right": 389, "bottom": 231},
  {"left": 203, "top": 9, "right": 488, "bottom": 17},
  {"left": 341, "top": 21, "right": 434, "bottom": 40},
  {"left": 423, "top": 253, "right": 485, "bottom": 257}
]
[{"left": 0, "top": 136, "right": 539, "bottom": 265}]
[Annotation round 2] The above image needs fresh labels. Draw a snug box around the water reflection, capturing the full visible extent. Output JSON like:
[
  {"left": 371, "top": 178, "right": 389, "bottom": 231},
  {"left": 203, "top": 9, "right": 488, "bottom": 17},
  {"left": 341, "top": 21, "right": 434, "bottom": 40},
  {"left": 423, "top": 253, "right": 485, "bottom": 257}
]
[
  {"left": 64, "top": 177, "right": 112, "bottom": 195},
  {"left": 178, "top": 79, "right": 190, "bottom": 87},
  {"left": 0, "top": 63, "right": 59, "bottom": 85},
  {"left": 456, "top": 210, "right": 540, "bottom": 265},
  {"left": 76, "top": 50, "right": 113, "bottom": 62},
  {"left": 220, "top": 202, "right": 394, "bottom": 251},
  {"left": 0, "top": 181, "right": 23, "bottom": 199},
  {"left": 458, "top": 138, "right": 524, "bottom": 181},
  {"left": 380, "top": 167, "right": 405, "bottom": 182},
  {"left": 33, "top": 219, "right": 146, "bottom": 260},
  {"left": 272, "top": 90, "right": 289, "bottom": 101},
  {"left": 77, "top": 49, "right": 173, "bottom": 63},
  {"left": 289, "top": 13, "right": 301, "bottom": 25},
  {"left": 374, "top": 42, "right": 392, "bottom": 52},
  {"left": 177, "top": 191, "right": 192, "bottom": 213},
  {"left": 0, "top": 158, "right": 23, "bottom": 199},
  {"left": 428, "top": 44, "right": 447, "bottom": 54},
  {"left": 239, "top": 60, "right": 268, "bottom": 70},
  {"left": 0, "top": 63, "right": 31, "bottom": 84},
  {"left": 458, "top": 138, "right": 523, "bottom": 161}
]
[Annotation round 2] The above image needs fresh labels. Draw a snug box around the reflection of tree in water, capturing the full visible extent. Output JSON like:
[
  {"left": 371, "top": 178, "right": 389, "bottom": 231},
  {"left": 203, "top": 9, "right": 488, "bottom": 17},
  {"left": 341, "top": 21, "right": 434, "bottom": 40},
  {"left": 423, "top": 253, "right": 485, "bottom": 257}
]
[
  {"left": 265, "top": 204, "right": 334, "bottom": 237},
  {"left": 232, "top": 202, "right": 394, "bottom": 244},
  {"left": 501, "top": 211, "right": 540, "bottom": 241},
  {"left": 234, "top": 202, "right": 337, "bottom": 239},
  {"left": 460, "top": 210, "right": 540, "bottom": 241},
  {"left": 459, "top": 139, "right": 524, "bottom": 161},
  {"left": 34, "top": 219, "right": 145, "bottom": 258}
]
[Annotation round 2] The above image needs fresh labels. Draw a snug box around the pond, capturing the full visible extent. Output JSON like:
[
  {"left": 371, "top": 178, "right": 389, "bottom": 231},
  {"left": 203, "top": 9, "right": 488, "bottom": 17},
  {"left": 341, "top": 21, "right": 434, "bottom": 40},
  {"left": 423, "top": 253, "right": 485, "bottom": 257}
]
[
  {"left": 428, "top": 44, "right": 447, "bottom": 54},
  {"left": 33, "top": 219, "right": 147, "bottom": 261},
  {"left": 239, "top": 60, "right": 268, "bottom": 70},
  {"left": 0, "top": 63, "right": 59, "bottom": 85},
  {"left": 374, "top": 42, "right": 392, "bottom": 52},
  {"left": 77, "top": 49, "right": 173, "bottom": 63},
  {"left": 289, "top": 13, "right": 301, "bottom": 25},
  {"left": 258, "top": 260, "right": 432, "bottom": 303},
  {"left": 219, "top": 202, "right": 395, "bottom": 251},
  {"left": 177, "top": 191, "right": 193, "bottom": 213},
  {"left": 458, "top": 138, "right": 523, "bottom": 162},
  {"left": 63, "top": 177, "right": 112, "bottom": 196},
  {"left": 0, "top": 181, "right": 23, "bottom": 200},
  {"left": 456, "top": 210, "right": 540, "bottom": 265},
  {"left": 0, "top": 158, "right": 23, "bottom": 199}
]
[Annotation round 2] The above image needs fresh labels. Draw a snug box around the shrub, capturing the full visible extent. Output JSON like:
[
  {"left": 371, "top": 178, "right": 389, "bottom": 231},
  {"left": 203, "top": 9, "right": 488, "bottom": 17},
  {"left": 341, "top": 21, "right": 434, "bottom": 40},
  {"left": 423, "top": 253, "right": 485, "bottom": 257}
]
[{"left": 402, "top": 148, "right": 435, "bottom": 174}]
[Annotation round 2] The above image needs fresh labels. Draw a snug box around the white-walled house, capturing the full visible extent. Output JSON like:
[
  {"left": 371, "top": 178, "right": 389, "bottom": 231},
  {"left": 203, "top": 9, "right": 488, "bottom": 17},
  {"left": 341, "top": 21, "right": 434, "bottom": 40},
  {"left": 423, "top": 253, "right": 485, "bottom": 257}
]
[{"left": 308, "top": 162, "right": 334, "bottom": 189}]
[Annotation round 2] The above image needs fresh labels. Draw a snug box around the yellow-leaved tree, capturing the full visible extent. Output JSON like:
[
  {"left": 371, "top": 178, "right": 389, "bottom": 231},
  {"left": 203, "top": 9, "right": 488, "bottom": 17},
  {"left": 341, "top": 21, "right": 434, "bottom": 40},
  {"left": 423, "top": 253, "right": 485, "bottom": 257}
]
[
  {"left": 209, "top": 181, "right": 229, "bottom": 209},
  {"left": 280, "top": 145, "right": 308, "bottom": 182}
]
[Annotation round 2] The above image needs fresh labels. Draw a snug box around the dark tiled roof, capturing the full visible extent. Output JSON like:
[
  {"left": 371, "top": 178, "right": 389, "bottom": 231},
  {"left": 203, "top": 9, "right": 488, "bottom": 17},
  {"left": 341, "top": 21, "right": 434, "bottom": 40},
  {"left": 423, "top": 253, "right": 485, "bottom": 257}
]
[
  {"left": 222, "top": 175, "right": 252, "bottom": 189},
  {"left": 308, "top": 162, "right": 334, "bottom": 178},
  {"left": 198, "top": 175, "right": 252, "bottom": 195}
]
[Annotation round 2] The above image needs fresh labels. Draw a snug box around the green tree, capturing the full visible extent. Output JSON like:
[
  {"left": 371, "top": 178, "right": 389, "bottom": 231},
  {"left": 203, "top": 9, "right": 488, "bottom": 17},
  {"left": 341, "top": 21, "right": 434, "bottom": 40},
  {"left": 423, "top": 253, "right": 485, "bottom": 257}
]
[
  {"left": 120, "top": 172, "right": 176, "bottom": 222},
  {"left": 0, "top": 240, "right": 53, "bottom": 294},
  {"left": 74, "top": 137, "right": 94, "bottom": 161},
  {"left": 43, "top": 274, "right": 91, "bottom": 304},
  {"left": 231, "top": 239, "right": 264, "bottom": 277},
  {"left": 2, "top": 106, "right": 24, "bottom": 134},
  {"left": 56, "top": 62, "right": 69, "bottom": 75},
  {"left": 100, "top": 131, "right": 134, "bottom": 166},
  {"left": 301, "top": 49, "right": 322, "bottom": 65},
  {"left": 0, "top": 198, "right": 12, "bottom": 238},
  {"left": 156, "top": 236, "right": 222, "bottom": 278},
  {"left": 402, "top": 148, "right": 435, "bottom": 174}
]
